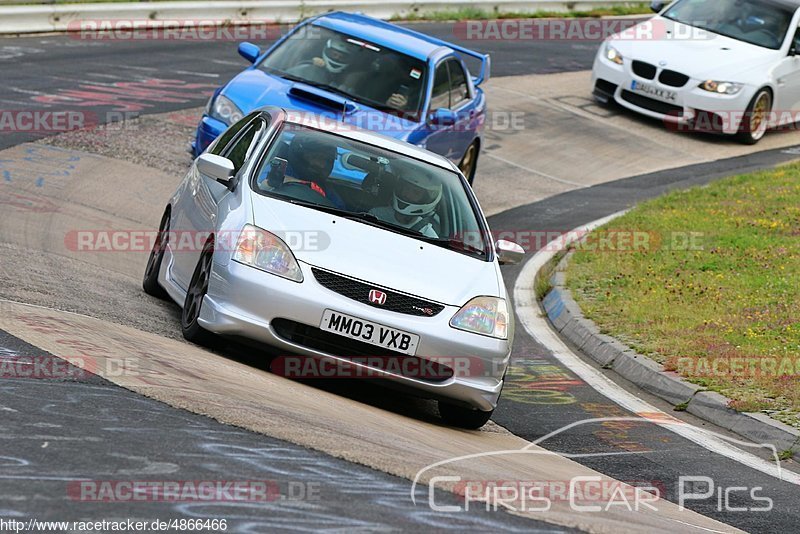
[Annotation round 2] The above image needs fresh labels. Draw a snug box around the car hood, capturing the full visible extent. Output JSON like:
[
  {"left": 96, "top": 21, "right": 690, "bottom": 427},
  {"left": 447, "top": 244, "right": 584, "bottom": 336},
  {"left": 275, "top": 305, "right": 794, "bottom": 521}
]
[
  {"left": 612, "top": 17, "right": 778, "bottom": 80},
  {"left": 250, "top": 194, "right": 500, "bottom": 306},
  {"left": 224, "top": 68, "right": 418, "bottom": 141}
]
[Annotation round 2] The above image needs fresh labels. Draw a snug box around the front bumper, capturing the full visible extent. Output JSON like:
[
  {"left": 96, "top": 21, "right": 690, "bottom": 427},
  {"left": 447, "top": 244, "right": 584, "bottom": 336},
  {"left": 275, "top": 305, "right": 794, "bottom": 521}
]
[
  {"left": 196, "top": 260, "right": 511, "bottom": 411},
  {"left": 591, "top": 52, "right": 755, "bottom": 135}
]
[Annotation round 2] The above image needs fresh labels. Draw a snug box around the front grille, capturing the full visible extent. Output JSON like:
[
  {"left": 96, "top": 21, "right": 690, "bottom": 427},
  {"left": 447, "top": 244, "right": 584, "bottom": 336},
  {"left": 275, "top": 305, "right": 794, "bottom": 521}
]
[
  {"left": 659, "top": 69, "right": 690, "bottom": 88},
  {"left": 271, "top": 318, "right": 454, "bottom": 382},
  {"left": 621, "top": 90, "right": 684, "bottom": 117},
  {"left": 632, "top": 60, "right": 656, "bottom": 80},
  {"left": 311, "top": 267, "right": 445, "bottom": 317}
]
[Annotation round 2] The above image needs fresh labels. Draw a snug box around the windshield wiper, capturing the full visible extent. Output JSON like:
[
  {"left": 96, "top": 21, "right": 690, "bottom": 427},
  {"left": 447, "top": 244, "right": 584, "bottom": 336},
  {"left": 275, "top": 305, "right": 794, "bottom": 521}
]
[{"left": 427, "top": 237, "right": 488, "bottom": 256}]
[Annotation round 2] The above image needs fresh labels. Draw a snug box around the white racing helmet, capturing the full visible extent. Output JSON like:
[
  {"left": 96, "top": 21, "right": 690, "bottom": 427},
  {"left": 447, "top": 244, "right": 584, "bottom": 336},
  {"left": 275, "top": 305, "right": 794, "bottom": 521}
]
[
  {"left": 392, "top": 171, "right": 443, "bottom": 218},
  {"left": 322, "top": 38, "right": 352, "bottom": 73}
]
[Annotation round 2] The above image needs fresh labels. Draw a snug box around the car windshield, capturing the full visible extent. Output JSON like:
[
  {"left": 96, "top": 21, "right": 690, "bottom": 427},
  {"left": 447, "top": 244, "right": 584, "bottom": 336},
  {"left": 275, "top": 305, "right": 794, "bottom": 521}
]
[
  {"left": 662, "top": 0, "right": 794, "bottom": 49},
  {"left": 251, "top": 124, "right": 489, "bottom": 260},
  {"left": 259, "top": 26, "right": 428, "bottom": 120}
]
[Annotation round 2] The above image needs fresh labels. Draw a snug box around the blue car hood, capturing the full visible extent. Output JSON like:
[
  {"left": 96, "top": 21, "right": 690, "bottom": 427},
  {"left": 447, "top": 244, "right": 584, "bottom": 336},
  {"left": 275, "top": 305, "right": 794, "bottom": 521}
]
[{"left": 223, "top": 68, "right": 420, "bottom": 142}]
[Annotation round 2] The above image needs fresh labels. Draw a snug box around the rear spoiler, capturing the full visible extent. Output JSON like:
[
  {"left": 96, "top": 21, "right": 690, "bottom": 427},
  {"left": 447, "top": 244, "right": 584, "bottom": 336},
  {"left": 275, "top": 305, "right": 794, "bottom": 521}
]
[{"left": 446, "top": 43, "right": 491, "bottom": 86}]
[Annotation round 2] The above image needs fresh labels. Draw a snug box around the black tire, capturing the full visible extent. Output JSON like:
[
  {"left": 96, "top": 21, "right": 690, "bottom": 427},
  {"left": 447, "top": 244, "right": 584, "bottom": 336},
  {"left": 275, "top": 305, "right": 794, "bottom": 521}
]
[
  {"left": 180, "top": 240, "right": 215, "bottom": 345},
  {"left": 458, "top": 141, "right": 479, "bottom": 185},
  {"left": 736, "top": 88, "right": 772, "bottom": 145},
  {"left": 142, "top": 208, "right": 170, "bottom": 299},
  {"left": 438, "top": 401, "right": 493, "bottom": 429}
]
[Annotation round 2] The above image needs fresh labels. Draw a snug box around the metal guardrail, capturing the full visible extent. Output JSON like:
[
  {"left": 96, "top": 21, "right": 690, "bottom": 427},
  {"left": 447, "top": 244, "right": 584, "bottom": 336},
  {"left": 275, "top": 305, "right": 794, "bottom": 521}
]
[{"left": 0, "top": 0, "right": 644, "bottom": 34}]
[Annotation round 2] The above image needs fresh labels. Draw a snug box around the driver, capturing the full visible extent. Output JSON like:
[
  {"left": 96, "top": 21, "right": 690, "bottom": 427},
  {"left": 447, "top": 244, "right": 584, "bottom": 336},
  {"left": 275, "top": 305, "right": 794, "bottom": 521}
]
[
  {"left": 369, "top": 168, "right": 442, "bottom": 238},
  {"left": 284, "top": 133, "right": 346, "bottom": 208},
  {"left": 287, "top": 37, "right": 356, "bottom": 86}
]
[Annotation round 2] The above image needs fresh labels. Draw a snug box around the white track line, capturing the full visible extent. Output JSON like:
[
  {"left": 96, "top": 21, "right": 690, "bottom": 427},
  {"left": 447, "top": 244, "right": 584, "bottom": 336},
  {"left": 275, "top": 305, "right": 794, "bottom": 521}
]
[{"left": 513, "top": 212, "right": 800, "bottom": 486}]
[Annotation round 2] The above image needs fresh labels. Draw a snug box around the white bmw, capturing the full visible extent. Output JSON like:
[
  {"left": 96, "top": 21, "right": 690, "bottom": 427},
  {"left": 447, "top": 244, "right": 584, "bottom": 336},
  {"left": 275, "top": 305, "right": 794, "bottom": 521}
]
[{"left": 592, "top": 0, "right": 800, "bottom": 143}]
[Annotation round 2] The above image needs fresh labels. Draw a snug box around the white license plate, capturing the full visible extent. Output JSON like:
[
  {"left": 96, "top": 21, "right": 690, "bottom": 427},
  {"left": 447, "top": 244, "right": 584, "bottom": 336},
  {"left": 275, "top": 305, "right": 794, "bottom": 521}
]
[
  {"left": 320, "top": 310, "right": 420, "bottom": 356},
  {"left": 631, "top": 80, "right": 677, "bottom": 103}
]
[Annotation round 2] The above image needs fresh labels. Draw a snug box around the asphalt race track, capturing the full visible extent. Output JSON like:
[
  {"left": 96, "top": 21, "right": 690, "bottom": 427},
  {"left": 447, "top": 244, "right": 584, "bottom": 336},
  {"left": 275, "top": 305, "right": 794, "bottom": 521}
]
[{"left": 1, "top": 20, "right": 799, "bottom": 534}]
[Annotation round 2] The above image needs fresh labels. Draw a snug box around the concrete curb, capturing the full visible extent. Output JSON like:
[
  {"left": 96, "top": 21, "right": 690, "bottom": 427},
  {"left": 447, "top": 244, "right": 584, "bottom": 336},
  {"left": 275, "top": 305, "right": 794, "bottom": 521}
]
[
  {"left": 541, "top": 251, "right": 800, "bottom": 459},
  {"left": 0, "top": 0, "right": 639, "bottom": 35}
]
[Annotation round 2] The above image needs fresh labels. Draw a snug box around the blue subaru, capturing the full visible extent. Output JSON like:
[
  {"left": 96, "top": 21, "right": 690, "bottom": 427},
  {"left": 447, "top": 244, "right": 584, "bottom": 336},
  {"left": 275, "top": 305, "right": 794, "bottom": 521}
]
[{"left": 193, "top": 11, "right": 490, "bottom": 183}]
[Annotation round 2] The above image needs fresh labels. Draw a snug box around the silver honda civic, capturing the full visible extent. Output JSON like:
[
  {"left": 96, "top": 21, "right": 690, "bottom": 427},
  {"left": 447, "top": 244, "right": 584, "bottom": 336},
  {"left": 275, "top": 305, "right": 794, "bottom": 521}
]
[{"left": 143, "top": 107, "right": 524, "bottom": 428}]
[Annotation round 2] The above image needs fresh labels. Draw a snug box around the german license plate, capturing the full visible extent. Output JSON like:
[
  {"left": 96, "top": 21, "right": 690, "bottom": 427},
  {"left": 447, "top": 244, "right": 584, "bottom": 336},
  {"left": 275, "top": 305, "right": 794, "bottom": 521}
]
[
  {"left": 320, "top": 310, "right": 419, "bottom": 356},
  {"left": 631, "top": 80, "right": 677, "bottom": 103}
]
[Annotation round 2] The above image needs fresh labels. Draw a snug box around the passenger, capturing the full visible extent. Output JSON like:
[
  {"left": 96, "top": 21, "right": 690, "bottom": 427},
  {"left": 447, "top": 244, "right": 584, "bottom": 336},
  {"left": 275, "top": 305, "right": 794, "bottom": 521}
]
[{"left": 369, "top": 167, "right": 442, "bottom": 238}]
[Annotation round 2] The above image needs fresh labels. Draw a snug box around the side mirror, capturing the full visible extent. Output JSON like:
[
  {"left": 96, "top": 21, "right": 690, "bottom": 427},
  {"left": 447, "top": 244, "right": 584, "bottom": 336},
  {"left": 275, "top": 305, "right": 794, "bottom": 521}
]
[
  {"left": 197, "top": 153, "right": 235, "bottom": 189},
  {"left": 792, "top": 35, "right": 800, "bottom": 55},
  {"left": 495, "top": 240, "right": 525, "bottom": 265},
  {"left": 650, "top": 1, "right": 665, "bottom": 13},
  {"left": 428, "top": 108, "right": 457, "bottom": 127},
  {"left": 238, "top": 42, "right": 261, "bottom": 64}
]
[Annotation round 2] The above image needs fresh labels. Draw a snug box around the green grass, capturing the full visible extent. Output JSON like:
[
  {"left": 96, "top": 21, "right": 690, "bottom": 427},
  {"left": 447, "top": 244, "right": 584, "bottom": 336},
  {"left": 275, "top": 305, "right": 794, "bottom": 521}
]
[
  {"left": 392, "top": 4, "right": 652, "bottom": 22},
  {"left": 566, "top": 164, "right": 800, "bottom": 429}
]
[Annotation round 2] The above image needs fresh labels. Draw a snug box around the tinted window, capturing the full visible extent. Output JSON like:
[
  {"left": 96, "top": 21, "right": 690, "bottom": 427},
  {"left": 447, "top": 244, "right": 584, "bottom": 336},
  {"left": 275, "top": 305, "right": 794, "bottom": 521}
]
[
  {"left": 224, "top": 118, "right": 268, "bottom": 174},
  {"left": 209, "top": 112, "right": 258, "bottom": 156},
  {"left": 447, "top": 60, "right": 470, "bottom": 107},
  {"left": 259, "top": 26, "right": 428, "bottom": 119},
  {"left": 252, "top": 124, "right": 489, "bottom": 260},
  {"left": 430, "top": 63, "right": 450, "bottom": 110}
]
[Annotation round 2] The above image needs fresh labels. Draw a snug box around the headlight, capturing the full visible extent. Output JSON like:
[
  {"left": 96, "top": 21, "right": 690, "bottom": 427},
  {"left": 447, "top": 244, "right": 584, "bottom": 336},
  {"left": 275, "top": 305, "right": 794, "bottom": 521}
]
[
  {"left": 232, "top": 225, "right": 303, "bottom": 282},
  {"left": 699, "top": 80, "right": 743, "bottom": 95},
  {"left": 605, "top": 43, "right": 624, "bottom": 65},
  {"left": 209, "top": 94, "right": 244, "bottom": 125},
  {"left": 450, "top": 296, "right": 509, "bottom": 339}
]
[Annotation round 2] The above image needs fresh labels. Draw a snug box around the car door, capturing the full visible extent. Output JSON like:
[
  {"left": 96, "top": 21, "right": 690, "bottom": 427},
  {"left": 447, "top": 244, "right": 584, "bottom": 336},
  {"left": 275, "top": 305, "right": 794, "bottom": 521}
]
[
  {"left": 172, "top": 114, "right": 265, "bottom": 289},
  {"left": 445, "top": 58, "right": 477, "bottom": 161},
  {"left": 423, "top": 58, "right": 474, "bottom": 164}
]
